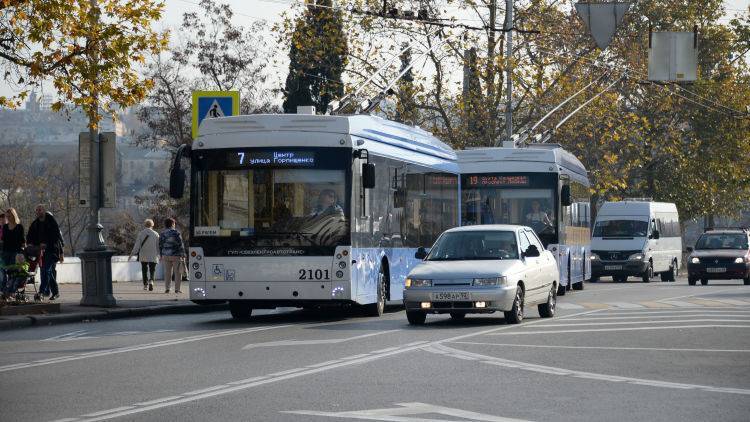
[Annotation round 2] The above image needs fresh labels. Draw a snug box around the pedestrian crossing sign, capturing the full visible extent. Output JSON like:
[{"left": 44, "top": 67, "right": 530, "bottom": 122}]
[{"left": 192, "top": 90, "right": 240, "bottom": 139}]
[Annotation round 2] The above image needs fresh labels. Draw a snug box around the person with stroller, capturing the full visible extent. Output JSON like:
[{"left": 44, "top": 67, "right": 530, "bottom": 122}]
[
  {"left": 129, "top": 219, "right": 160, "bottom": 291},
  {"left": 26, "top": 205, "right": 64, "bottom": 301},
  {"left": 159, "top": 218, "right": 186, "bottom": 294},
  {"left": 1, "top": 254, "right": 30, "bottom": 300}
]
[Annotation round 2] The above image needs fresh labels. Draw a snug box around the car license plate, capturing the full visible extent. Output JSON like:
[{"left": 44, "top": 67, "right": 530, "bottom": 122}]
[
  {"left": 706, "top": 267, "right": 726, "bottom": 273},
  {"left": 431, "top": 292, "right": 470, "bottom": 301},
  {"left": 604, "top": 265, "right": 623, "bottom": 271}
]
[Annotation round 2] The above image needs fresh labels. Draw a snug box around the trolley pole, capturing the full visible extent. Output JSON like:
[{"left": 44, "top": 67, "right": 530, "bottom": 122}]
[
  {"left": 505, "top": 0, "right": 513, "bottom": 145},
  {"left": 79, "top": 0, "right": 116, "bottom": 307}
]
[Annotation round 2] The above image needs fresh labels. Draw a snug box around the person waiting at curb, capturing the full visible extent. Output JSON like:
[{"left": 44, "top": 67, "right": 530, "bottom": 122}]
[
  {"left": 129, "top": 219, "right": 160, "bottom": 291},
  {"left": 159, "top": 218, "right": 186, "bottom": 294}
]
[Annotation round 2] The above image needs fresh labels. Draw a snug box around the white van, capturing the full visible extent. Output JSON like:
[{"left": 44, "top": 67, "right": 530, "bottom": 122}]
[{"left": 590, "top": 201, "right": 682, "bottom": 282}]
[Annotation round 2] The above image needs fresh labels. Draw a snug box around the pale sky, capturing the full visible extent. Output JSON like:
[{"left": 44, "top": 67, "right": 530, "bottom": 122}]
[{"left": 1, "top": 0, "right": 749, "bottom": 103}]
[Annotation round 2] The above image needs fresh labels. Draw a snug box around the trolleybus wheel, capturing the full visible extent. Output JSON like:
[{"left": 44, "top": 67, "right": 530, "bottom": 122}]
[
  {"left": 229, "top": 301, "right": 252, "bottom": 319},
  {"left": 365, "top": 268, "right": 386, "bottom": 317}
]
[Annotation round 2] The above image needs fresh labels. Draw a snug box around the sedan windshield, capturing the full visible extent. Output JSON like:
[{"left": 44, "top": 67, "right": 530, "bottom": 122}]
[
  {"left": 427, "top": 231, "right": 518, "bottom": 261},
  {"left": 593, "top": 220, "right": 648, "bottom": 238},
  {"left": 695, "top": 234, "right": 749, "bottom": 250}
]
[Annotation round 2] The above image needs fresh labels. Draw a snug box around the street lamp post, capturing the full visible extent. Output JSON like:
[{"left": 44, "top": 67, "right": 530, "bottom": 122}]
[{"left": 79, "top": 0, "right": 116, "bottom": 307}]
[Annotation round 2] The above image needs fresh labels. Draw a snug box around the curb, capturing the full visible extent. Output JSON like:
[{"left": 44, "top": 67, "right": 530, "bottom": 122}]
[{"left": 0, "top": 303, "right": 228, "bottom": 331}]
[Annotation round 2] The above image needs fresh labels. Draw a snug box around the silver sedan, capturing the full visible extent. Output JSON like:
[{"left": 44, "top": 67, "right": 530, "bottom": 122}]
[{"left": 403, "top": 225, "right": 559, "bottom": 325}]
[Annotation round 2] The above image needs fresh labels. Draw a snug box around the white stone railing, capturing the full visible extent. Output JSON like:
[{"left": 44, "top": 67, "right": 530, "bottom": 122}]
[{"left": 43, "top": 256, "right": 165, "bottom": 284}]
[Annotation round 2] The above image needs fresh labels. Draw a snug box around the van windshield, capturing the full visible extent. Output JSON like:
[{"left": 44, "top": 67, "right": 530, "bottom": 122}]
[{"left": 593, "top": 220, "right": 648, "bottom": 238}]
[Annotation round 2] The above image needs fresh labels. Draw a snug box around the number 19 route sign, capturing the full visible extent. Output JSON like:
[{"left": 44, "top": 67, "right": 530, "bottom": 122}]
[{"left": 192, "top": 90, "right": 240, "bottom": 139}]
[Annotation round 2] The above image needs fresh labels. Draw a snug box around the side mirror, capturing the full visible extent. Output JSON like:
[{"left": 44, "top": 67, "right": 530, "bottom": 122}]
[
  {"left": 651, "top": 230, "right": 660, "bottom": 240},
  {"left": 415, "top": 247, "right": 428, "bottom": 260},
  {"left": 169, "top": 166, "right": 185, "bottom": 199},
  {"left": 362, "top": 163, "right": 375, "bottom": 189},
  {"left": 523, "top": 245, "right": 541, "bottom": 258},
  {"left": 560, "top": 185, "right": 572, "bottom": 206},
  {"left": 686, "top": 246, "right": 694, "bottom": 253}
]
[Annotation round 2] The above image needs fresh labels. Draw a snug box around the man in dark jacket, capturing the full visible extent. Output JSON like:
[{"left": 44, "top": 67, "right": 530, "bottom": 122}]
[{"left": 26, "top": 204, "right": 64, "bottom": 300}]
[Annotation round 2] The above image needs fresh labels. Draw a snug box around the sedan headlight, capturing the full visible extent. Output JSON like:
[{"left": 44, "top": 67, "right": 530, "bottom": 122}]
[
  {"left": 405, "top": 278, "right": 431, "bottom": 288},
  {"left": 690, "top": 257, "right": 700, "bottom": 264},
  {"left": 590, "top": 253, "right": 600, "bottom": 261},
  {"left": 628, "top": 253, "right": 644, "bottom": 261},
  {"left": 734, "top": 257, "right": 745, "bottom": 264},
  {"left": 473, "top": 276, "right": 507, "bottom": 286}
]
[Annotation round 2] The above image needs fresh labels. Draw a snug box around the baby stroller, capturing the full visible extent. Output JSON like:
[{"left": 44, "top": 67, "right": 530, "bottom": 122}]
[{"left": 1, "top": 249, "right": 39, "bottom": 302}]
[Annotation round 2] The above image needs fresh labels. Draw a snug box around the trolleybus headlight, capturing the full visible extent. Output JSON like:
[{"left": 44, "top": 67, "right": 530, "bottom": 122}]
[
  {"left": 734, "top": 257, "right": 745, "bottom": 264},
  {"left": 336, "top": 254, "right": 342, "bottom": 259},
  {"left": 405, "top": 278, "right": 431, "bottom": 288},
  {"left": 194, "top": 272, "right": 202, "bottom": 279},
  {"left": 192, "top": 262, "right": 200, "bottom": 270},
  {"left": 342, "top": 250, "right": 349, "bottom": 256},
  {"left": 628, "top": 253, "right": 644, "bottom": 261},
  {"left": 338, "top": 261, "right": 346, "bottom": 269},
  {"left": 473, "top": 276, "right": 506, "bottom": 286},
  {"left": 336, "top": 270, "right": 344, "bottom": 278},
  {"left": 690, "top": 257, "right": 700, "bottom": 264}
]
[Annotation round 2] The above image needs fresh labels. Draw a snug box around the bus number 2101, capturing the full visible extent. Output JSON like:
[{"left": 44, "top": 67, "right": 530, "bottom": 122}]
[{"left": 299, "top": 269, "right": 330, "bottom": 280}]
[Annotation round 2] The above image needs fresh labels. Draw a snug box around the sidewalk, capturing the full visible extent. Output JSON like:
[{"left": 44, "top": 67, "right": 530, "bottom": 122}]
[{"left": 0, "top": 281, "right": 227, "bottom": 331}]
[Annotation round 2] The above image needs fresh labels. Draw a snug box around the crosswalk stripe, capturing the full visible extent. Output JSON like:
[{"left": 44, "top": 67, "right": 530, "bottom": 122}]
[{"left": 578, "top": 302, "right": 612, "bottom": 309}]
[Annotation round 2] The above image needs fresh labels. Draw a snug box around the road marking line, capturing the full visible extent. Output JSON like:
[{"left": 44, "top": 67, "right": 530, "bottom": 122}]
[
  {"left": 133, "top": 396, "right": 183, "bottom": 406},
  {"left": 557, "top": 303, "right": 585, "bottom": 310},
  {"left": 658, "top": 286, "right": 745, "bottom": 302},
  {"left": 710, "top": 299, "right": 750, "bottom": 306},
  {"left": 605, "top": 302, "right": 645, "bottom": 309},
  {"left": 450, "top": 342, "right": 750, "bottom": 353},
  {"left": 578, "top": 302, "right": 612, "bottom": 309},
  {"left": 579, "top": 309, "right": 750, "bottom": 317},
  {"left": 487, "top": 324, "right": 750, "bottom": 335},
  {"left": 659, "top": 300, "right": 704, "bottom": 307},
  {"left": 241, "top": 329, "right": 401, "bottom": 350},
  {"left": 284, "top": 402, "right": 534, "bottom": 421},
  {"left": 640, "top": 301, "right": 675, "bottom": 308},
  {"left": 81, "top": 407, "right": 136, "bottom": 417},
  {"left": 428, "top": 344, "right": 750, "bottom": 395},
  {"left": 0, "top": 325, "right": 291, "bottom": 373},
  {"left": 57, "top": 310, "right": 602, "bottom": 422},
  {"left": 530, "top": 319, "right": 750, "bottom": 327},
  {"left": 686, "top": 299, "right": 732, "bottom": 307},
  {"left": 564, "top": 314, "right": 750, "bottom": 321}
]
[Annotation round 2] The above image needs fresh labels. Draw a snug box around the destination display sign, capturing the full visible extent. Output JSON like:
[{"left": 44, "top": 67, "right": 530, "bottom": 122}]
[
  {"left": 465, "top": 175, "right": 530, "bottom": 187},
  {"left": 232, "top": 150, "right": 316, "bottom": 167}
]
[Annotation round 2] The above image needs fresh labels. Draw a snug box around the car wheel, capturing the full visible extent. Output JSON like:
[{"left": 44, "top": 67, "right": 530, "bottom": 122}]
[
  {"left": 557, "top": 283, "right": 566, "bottom": 296},
  {"left": 744, "top": 277, "right": 750, "bottom": 286},
  {"left": 688, "top": 277, "right": 697, "bottom": 286},
  {"left": 538, "top": 284, "right": 556, "bottom": 318},
  {"left": 504, "top": 285, "right": 524, "bottom": 324},
  {"left": 449, "top": 312, "right": 466, "bottom": 320},
  {"left": 642, "top": 262, "right": 653, "bottom": 283},
  {"left": 573, "top": 280, "right": 584, "bottom": 290},
  {"left": 406, "top": 311, "right": 426, "bottom": 325},
  {"left": 700, "top": 278, "right": 709, "bottom": 286},
  {"left": 365, "top": 268, "right": 386, "bottom": 317},
  {"left": 589, "top": 276, "right": 599, "bottom": 283},
  {"left": 229, "top": 301, "right": 252, "bottom": 319}
]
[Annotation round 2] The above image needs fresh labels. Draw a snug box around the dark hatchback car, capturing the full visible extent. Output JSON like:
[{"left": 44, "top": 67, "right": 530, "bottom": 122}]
[{"left": 686, "top": 228, "right": 750, "bottom": 286}]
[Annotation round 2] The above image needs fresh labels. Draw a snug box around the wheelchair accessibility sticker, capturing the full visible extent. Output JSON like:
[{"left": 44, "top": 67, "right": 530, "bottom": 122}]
[{"left": 225, "top": 269, "right": 236, "bottom": 281}]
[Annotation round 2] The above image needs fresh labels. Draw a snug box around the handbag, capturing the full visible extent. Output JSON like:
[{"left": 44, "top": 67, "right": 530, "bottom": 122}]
[{"left": 135, "top": 234, "right": 149, "bottom": 261}]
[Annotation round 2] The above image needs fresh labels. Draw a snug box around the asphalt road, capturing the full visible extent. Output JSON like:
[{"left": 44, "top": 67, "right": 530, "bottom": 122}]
[{"left": 1, "top": 277, "right": 749, "bottom": 422}]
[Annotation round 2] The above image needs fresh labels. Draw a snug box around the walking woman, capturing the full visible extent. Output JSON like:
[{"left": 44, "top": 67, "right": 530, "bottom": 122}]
[
  {"left": 129, "top": 219, "right": 159, "bottom": 291},
  {"left": 159, "top": 218, "right": 186, "bottom": 294},
  {"left": 2, "top": 208, "right": 25, "bottom": 274}
]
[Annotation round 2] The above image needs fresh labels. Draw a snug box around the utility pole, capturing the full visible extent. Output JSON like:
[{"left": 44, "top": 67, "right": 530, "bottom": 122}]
[
  {"left": 79, "top": 0, "right": 116, "bottom": 307},
  {"left": 505, "top": 0, "right": 513, "bottom": 146}
]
